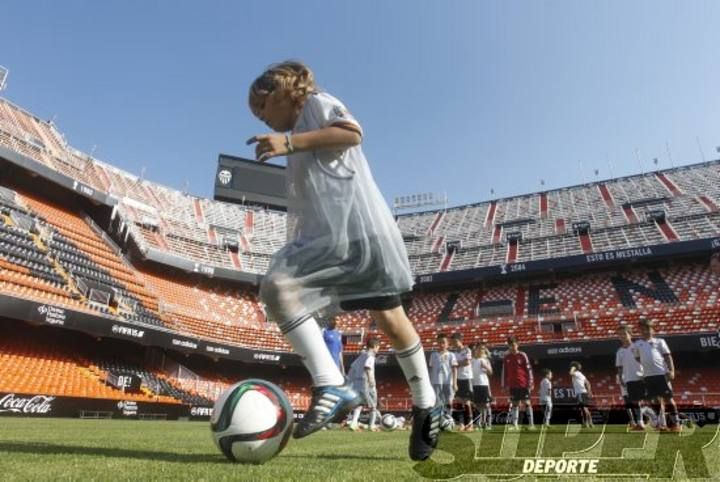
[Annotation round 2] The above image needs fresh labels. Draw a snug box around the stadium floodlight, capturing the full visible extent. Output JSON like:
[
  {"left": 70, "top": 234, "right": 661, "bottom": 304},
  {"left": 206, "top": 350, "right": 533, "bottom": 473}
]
[{"left": 0, "top": 66, "right": 8, "bottom": 92}]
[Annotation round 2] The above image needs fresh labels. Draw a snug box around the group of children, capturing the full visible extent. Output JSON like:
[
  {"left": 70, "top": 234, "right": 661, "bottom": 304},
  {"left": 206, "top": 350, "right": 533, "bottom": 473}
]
[
  {"left": 616, "top": 319, "right": 681, "bottom": 432},
  {"left": 429, "top": 332, "right": 495, "bottom": 430},
  {"left": 429, "top": 320, "right": 681, "bottom": 431},
  {"left": 337, "top": 317, "right": 682, "bottom": 434}
]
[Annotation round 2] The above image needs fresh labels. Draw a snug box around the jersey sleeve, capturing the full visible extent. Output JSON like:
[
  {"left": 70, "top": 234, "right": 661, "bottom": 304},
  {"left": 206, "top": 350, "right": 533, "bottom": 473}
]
[
  {"left": 364, "top": 355, "right": 375, "bottom": 369},
  {"left": 450, "top": 353, "right": 458, "bottom": 367},
  {"left": 305, "top": 93, "right": 363, "bottom": 135},
  {"left": 523, "top": 352, "right": 534, "bottom": 386},
  {"left": 502, "top": 356, "right": 508, "bottom": 387},
  {"left": 428, "top": 352, "right": 436, "bottom": 368},
  {"left": 615, "top": 349, "right": 623, "bottom": 368},
  {"left": 658, "top": 339, "right": 671, "bottom": 355}
]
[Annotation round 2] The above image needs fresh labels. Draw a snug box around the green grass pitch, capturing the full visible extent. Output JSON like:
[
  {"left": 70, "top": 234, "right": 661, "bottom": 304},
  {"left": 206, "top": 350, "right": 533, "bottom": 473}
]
[{"left": 0, "top": 418, "right": 718, "bottom": 481}]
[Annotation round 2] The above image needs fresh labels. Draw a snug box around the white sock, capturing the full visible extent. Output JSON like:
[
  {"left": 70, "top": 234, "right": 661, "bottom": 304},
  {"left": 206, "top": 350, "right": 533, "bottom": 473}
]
[
  {"left": 280, "top": 315, "right": 344, "bottom": 387},
  {"left": 636, "top": 408, "right": 645, "bottom": 426},
  {"left": 395, "top": 339, "right": 436, "bottom": 409},
  {"left": 351, "top": 406, "right": 362, "bottom": 425},
  {"left": 527, "top": 406, "right": 535, "bottom": 425},
  {"left": 486, "top": 406, "right": 493, "bottom": 427},
  {"left": 369, "top": 409, "right": 377, "bottom": 428},
  {"left": 512, "top": 406, "right": 519, "bottom": 425}
]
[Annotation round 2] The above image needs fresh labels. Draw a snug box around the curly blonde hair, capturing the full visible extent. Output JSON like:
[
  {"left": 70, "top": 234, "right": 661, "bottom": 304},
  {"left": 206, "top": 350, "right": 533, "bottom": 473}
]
[{"left": 248, "top": 60, "right": 316, "bottom": 115}]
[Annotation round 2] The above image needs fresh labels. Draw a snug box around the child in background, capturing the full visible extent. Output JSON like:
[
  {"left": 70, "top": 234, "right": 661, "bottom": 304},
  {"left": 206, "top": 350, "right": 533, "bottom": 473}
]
[
  {"left": 450, "top": 332, "right": 474, "bottom": 431},
  {"left": 471, "top": 343, "right": 493, "bottom": 430},
  {"left": 538, "top": 369, "right": 553, "bottom": 427},
  {"left": 616, "top": 324, "right": 645, "bottom": 431},
  {"left": 570, "top": 362, "right": 593, "bottom": 428},
  {"left": 502, "top": 336, "right": 535, "bottom": 430},
  {"left": 247, "top": 61, "right": 440, "bottom": 459},
  {"left": 633, "top": 319, "right": 681, "bottom": 432},
  {"left": 429, "top": 333, "right": 457, "bottom": 418},
  {"left": 322, "top": 318, "right": 344, "bottom": 374},
  {"left": 348, "top": 338, "right": 380, "bottom": 431}
]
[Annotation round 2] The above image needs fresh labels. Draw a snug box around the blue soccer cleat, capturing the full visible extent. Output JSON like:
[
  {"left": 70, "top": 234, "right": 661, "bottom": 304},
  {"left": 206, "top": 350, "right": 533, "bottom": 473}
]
[
  {"left": 409, "top": 405, "right": 443, "bottom": 461},
  {"left": 293, "top": 381, "right": 362, "bottom": 439}
]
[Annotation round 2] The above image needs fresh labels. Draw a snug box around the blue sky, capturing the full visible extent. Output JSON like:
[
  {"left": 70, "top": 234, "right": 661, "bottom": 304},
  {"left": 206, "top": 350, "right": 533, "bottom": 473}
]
[{"left": 2, "top": 0, "right": 719, "bottom": 207}]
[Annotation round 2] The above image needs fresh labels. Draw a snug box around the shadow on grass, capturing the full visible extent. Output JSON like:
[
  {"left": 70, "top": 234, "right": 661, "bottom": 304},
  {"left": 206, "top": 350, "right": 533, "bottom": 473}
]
[
  {"left": 0, "top": 441, "right": 406, "bottom": 464},
  {"left": 0, "top": 441, "right": 225, "bottom": 464},
  {"left": 281, "top": 454, "right": 406, "bottom": 462}
]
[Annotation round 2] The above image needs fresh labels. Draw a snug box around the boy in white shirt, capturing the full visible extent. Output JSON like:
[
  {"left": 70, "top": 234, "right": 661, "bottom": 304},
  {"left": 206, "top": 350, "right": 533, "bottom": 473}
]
[
  {"left": 471, "top": 343, "right": 493, "bottom": 430},
  {"left": 632, "top": 318, "right": 680, "bottom": 432},
  {"left": 615, "top": 324, "right": 646, "bottom": 431},
  {"left": 570, "top": 362, "right": 593, "bottom": 428},
  {"left": 429, "top": 333, "right": 457, "bottom": 417},
  {"left": 451, "top": 332, "right": 474, "bottom": 431},
  {"left": 538, "top": 369, "right": 553, "bottom": 426},
  {"left": 348, "top": 338, "right": 380, "bottom": 431}
]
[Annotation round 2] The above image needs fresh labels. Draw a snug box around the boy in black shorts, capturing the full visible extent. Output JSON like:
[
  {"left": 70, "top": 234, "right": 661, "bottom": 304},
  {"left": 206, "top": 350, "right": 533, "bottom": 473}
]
[
  {"left": 616, "top": 324, "right": 646, "bottom": 430},
  {"left": 451, "top": 332, "right": 474, "bottom": 430},
  {"left": 503, "top": 336, "right": 535, "bottom": 430},
  {"left": 632, "top": 319, "right": 680, "bottom": 432}
]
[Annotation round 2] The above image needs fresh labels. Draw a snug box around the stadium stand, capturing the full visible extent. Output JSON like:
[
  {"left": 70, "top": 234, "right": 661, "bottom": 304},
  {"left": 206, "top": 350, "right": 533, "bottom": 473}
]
[
  {"left": 0, "top": 326, "right": 178, "bottom": 404},
  {"left": 6, "top": 96, "right": 720, "bottom": 277},
  {"left": 92, "top": 359, "right": 213, "bottom": 406},
  {"left": 1, "top": 94, "right": 718, "bottom": 415}
]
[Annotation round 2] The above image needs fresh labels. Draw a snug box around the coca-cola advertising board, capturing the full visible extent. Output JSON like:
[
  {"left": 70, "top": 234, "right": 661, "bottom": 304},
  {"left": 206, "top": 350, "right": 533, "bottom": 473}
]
[
  {"left": 0, "top": 393, "right": 55, "bottom": 415},
  {"left": 0, "top": 392, "right": 186, "bottom": 419}
]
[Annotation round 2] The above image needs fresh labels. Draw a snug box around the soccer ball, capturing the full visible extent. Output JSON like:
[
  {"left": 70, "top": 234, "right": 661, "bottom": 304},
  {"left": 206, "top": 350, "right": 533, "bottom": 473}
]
[
  {"left": 440, "top": 413, "right": 455, "bottom": 431},
  {"left": 381, "top": 413, "right": 397, "bottom": 431},
  {"left": 210, "top": 379, "right": 293, "bottom": 464}
]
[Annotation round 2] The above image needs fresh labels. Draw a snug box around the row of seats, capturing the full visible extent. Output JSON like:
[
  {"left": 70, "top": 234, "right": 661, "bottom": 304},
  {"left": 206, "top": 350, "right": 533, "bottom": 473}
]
[
  {"left": 2, "top": 181, "right": 718, "bottom": 351},
  {"left": 92, "top": 360, "right": 212, "bottom": 406},
  {"left": 17, "top": 189, "right": 165, "bottom": 326},
  {"left": 0, "top": 338, "right": 179, "bottom": 403}
]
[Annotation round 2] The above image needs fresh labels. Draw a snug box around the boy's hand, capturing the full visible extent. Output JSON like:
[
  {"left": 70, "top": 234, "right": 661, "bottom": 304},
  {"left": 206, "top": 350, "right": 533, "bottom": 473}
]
[{"left": 246, "top": 134, "right": 288, "bottom": 162}]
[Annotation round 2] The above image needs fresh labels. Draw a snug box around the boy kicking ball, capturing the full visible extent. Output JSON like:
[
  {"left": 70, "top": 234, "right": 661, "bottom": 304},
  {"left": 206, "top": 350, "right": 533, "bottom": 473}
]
[{"left": 247, "top": 61, "right": 441, "bottom": 460}]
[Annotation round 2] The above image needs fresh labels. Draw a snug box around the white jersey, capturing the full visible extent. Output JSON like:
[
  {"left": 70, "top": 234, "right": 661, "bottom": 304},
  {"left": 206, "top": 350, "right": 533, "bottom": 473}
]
[
  {"left": 572, "top": 371, "right": 588, "bottom": 395},
  {"left": 454, "top": 347, "right": 473, "bottom": 380},
  {"left": 539, "top": 378, "right": 552, "bottom": 403},
  {"left": 429, "top": 350, "right": 457, "bottom": 385},
  {"left": 260, "top": 92, "right": 413, "bottom": 322},
  {"left": 632, "top": 338, "right": 670, "bottom": 377},
  {"left": 616, "top": 345, "right": 643, "bottom": 383},
  {"left": 471, "top": 357, "right": 492, "bottom": 386},
  {"left": 348, "top": 350, "right": 375, "bottom": 384}
]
